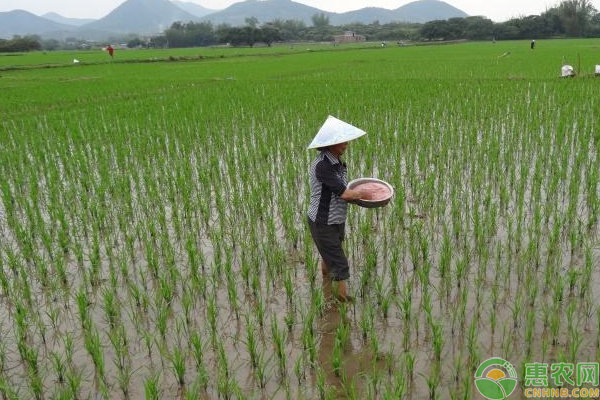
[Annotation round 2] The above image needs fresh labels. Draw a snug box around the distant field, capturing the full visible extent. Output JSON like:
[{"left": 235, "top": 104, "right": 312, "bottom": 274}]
[
  {"left": 1, "top": 39, "right": 600, "bottom": 399},
  {"left": 0, "top": 41, "right": 386, "bottom": 68}
]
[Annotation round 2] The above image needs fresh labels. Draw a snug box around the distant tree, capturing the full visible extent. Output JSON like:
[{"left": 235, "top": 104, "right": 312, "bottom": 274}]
[
  {"left": 216, "top": 23, "right": 233, "bottom": 43},
  {"left": 0, "top": 35, "right": 41, "bottom": 52},
  {"left": 492, "top": 22, "right": 521, "bottom": 40},
  {"left": 243, "top": 26, "right": 261, "bottom": 47},
  {"left": 557, "top": 0, "right": 596, "bottom": 36},
  {"left": 420, "top": 20, "right": 451, "bottom": 40},
  {"left": 463, "top": 16, "right": 494, "bottom": 40},
  {"left": 245, "top": 16, "right": 259, "bottom": 28},
  {"left": 41, "top": 39, "right": 61, "bottom": 51},
  {"left": 588, "top": 12, "right": 600, "bottom": 36},
  {"left": 164, "top": 21, "right": 216, "bottom": 47},
  {"left": 269, "top": 19, "right": 306, "bottom": 41},
  {"left": 127, "top": 38, "right": 145, "bottom": 48},
  {"left": 221, "top": 27, "right": 246, "bottom": 46},
  {"left": 311, "top": 13, "right": 330, "bottom": 27},
  {"left": 149, "top": 35, "right": 168, "bottom": 48},
  {"left": 260, "top": 24, "right": 282, "bottom": 46}
]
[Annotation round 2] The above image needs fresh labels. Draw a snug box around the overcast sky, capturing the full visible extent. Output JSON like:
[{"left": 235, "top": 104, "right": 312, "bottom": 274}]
[{"left": 0, "top": 0, "right": 597, "bottom": 22}]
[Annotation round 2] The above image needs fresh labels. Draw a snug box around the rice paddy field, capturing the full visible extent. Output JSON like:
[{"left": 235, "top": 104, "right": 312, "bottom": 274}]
[{"left": 1, "top": 38, "right": 600, "bottom": 399}]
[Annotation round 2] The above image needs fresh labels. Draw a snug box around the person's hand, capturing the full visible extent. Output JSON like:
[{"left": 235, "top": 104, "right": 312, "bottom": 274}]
[{"left": 341, "top": 188, "right": 371, "bottom": 202}]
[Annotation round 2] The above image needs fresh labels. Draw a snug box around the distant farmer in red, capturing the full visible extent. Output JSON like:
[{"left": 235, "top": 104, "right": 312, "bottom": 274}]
[{"left": 107, "top": 44, "right": 114, "bottom": 58}]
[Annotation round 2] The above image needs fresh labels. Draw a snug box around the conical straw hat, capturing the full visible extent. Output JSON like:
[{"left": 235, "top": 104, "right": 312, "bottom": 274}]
[{"left": 307, "top": 116, "right": 366, "bottom": 149}]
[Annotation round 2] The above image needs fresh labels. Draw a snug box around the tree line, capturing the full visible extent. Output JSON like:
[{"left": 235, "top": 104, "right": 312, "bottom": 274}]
[
  {"left": 421, "top": 0, "right": 599, "bottom": 40},
  {"left": 0, "top": 36, "right": 42, "bottom": 52}
]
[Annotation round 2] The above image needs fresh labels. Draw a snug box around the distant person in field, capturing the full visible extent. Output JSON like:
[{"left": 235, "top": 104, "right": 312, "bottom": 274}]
[
  {"left": 306, "top": 116, "right": 369, "bottom": 303},
  {"left": 107, "top": 44, "right": 114, "bottom": 58},
  {"left": 530, "top": 40, "right": 535, "bottom": 50}
]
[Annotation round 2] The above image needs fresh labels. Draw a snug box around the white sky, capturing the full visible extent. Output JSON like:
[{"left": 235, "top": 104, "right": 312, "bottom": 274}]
[{"left": 0, "top": 0, "right": 596, "bottom": 22}]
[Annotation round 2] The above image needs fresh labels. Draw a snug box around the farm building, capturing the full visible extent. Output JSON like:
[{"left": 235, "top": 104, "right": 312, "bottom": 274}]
[{"left": 334, "top": 31, "right": 366, "bottom": 43}]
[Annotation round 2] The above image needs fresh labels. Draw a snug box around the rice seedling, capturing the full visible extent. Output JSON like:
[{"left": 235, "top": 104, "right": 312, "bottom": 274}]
[
  {"left": 271, "top": 316, "right": 288, "bottom": 378},
  {"left": 170, "top": 345, "right": 187, "bottom": 388},
  {"left": 144, "top": 372, "right": 161, "bottom": 400}
]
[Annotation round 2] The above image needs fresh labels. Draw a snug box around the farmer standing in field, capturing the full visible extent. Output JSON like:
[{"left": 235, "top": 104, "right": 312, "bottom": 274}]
[
  {"left": 107, "top": 44, "right": 114, "bottom": 58},
  {"left": 306, "top": 116, "right": 368, "bottom": 303}
]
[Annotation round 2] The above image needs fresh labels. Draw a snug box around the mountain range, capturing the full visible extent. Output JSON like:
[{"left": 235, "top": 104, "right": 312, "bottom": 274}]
[
  {"left": 201, "top": 0, "right": 467, "bottom": 26},
  {"left": 0, "top": 0, "right": 468, "bottom": 40},
  {"left": 171, "top": 0, "right": 217, "bottom": 17},
  {"left": 42, "top": 12, "right": 96, "bottom": 26}
]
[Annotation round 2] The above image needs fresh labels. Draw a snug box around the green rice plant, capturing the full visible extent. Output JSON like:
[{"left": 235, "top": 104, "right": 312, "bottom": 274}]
[
  {"left": 254, "top": 349, "right": 268, "bottom": 390},
  {"left": 389, "top": 247, "right": 401, "bottom": 295},
  {"left": 217, "top": 340, "right": 230, "bottom": 380},
  {"left": 384, "top": 366, "right": 407, "bottom": 399},
  {"left": 431, "top": 322, "right": 444, "bottom": 363},
  {"left": 580, "top": 246, "right": 593, "bottom": 299},
  {"left": 250, "top": 264, "right": 262, "bottom": 297},
  {"left": 158, "top": 274, "right": 174, "bottom": 306},
  {"left": 331, "top": 336, "right": 343, "bottom": 377},
  {"left": 404, "top": 351, "right": 415, "bottom": 383},
  {"left": 26, "top": 360, "right": 44, "bottom": 400},
  {"left": 270, "top": 316, "right": 287, "bottom": 378},
  {"left": 102, "top": 287, "right": 120, "bottom": 329},
  {"left": 467, "top": 318, "right": 479, "bottom": 371},
  {"left": 206, "top": 293, "right": 218, "bottom": 348},
  {"left": 142, "top": 329, "right": 155, "bottom": 359},
  {"left": 190, "top": 330, "right": 209, "bottom": 389},
  {"left": 156, "top": 301, "right": 169, "bottom": 341},
  {"left": 181, "top": 284, "right": 194, "bottom": 327},
  {"left": 0, "top": 339, "right": 5, "bottom": 376},
  {"left": 294, "top": 355, "right": 305, "bottom": 384},
  {"left": 185, "top": 379, "right": 204, "bottom": 400},
  {"left": 316, "top": 365, "right": 327, "bottom": 400},
  {"left": 568, "top": 325, "right": 583, "bottom": 364},
  {"left": 226, "top": 271, "right": 240, "bottom": 319},
  {"left": 65, "top": 365, "right": 82, "bottom": 400},
  {"left": 511, "top": 292, "right": 524, "bottom": 329},
  {"left": 83, "top": 327, "right": 105, "bottom": 385},
  {"left": 284, "top": 309, "right": 295, "bottom": 333},
  {"left": 245, "top": 314, "right": 259, "bottom": 369},
  {"left": 344, "top": 372, "right": 361, "bottom": 399},
  {"left": 302, "top": 323, "right": 317, "bottom": 366},
  {"left": 50, "top": 351, "right": 66, "bottom": 386},
  {"left": 0, "top": 373, "right": 19, "bottom": 400},
  {"left": 360, "top": 301, "right": 374, "bottom": 341},
  {"left": 75, "top": 288, "right": 90, "bottom": 330},
  {"left": 420, "top": 362, "right": 441, "bottom": 400},
  {"left": 115, "top": 359, "right": 132, "bottom": 399},
  {"left": 144, "top": 372, "right": 161, "bottom": 400},
  {"left": 170, "top": 346, "right": 187, "bottom": 388},
  {"left": 399, "top": 281, "right": 412, "bottom": 324},
  {"left": 13, "top": 301, "right": 29, "bottom": 343},
  {"left": 255, "top": 293, "right": 266, "bottom": 328},
  {"left": 283, "top": 268, "right": 294, "bottom": 305}
]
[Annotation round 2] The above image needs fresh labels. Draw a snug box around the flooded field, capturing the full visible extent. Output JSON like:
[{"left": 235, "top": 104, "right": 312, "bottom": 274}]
[{"left": 1, "top": 39, "right": 600, "bottom": 399}]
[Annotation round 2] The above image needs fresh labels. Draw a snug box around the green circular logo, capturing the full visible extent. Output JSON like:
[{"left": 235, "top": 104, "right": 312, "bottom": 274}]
[{"left": 474, "top": 358, "right": 518, "bottom": 400}]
